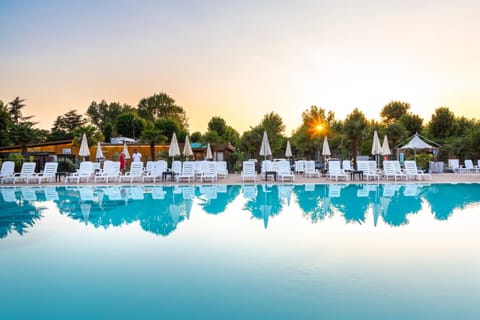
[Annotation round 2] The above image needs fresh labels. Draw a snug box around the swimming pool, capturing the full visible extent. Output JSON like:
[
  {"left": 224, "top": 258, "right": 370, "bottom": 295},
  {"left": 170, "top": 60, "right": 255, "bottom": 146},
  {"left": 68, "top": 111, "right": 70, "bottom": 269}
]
[{"left": 1, "top": 183, "right": 479, "bottom": 319}]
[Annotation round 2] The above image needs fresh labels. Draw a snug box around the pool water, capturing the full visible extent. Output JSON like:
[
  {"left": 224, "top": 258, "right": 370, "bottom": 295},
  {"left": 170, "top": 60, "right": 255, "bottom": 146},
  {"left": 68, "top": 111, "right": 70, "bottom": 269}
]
[{"left": 1, "top": 183, "right": 479, "bottom": 319}]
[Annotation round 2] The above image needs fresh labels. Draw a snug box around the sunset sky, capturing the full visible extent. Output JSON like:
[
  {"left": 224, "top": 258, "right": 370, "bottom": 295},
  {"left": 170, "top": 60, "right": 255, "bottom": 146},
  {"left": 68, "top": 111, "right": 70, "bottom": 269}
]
[{"left": 1, "top": 0, "right": 479, "bottom": 135}]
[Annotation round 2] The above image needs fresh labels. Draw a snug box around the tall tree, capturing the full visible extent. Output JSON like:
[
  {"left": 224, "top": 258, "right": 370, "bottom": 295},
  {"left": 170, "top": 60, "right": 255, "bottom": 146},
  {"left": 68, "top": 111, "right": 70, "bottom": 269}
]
[
  {"left": 240, "top": 112, "right": 286, "bottom": 158},
  {"left": 140, "top": 126, "right": 167, "bottom": 161},
  {"left": 399, "top": 113, "right": 423, "bottom": 137},
  {"left": 72, "top": 125, "right": 104, "bottom": 146},
  {"left": 86, "top": 100, "right": 132, "bottom": 134},
  {"left": 291, "top": 106, "right": 335, "bottom": 159},
  {"left": 137, "top": 93, "right": 188, "bottom": 129},
  {"left": 155, "top": 118, "right": 186, "bottom": 143},
  {"left": 204, "top": 116, "right": 240, "bottom": 146},
  {"left": 0, "top": 100, "right": 13, "bottom": 146},
  {"left": 115, "top": 112, "right": 146, "bottom": 139},
  {"left": 427, "top": 107, "right": 457, "bottom": 140},
  {"left": 49, "top": 110, "right": 86, "bottom": 141},
  {"left": 343, "top": 108, "right": 368, "bottom": 166},
  {"left": 380, "top": 101, "right": 410, "bottom": 124},
  {"left": 8, "top": 97, "right": 32, "bottom": 125}
]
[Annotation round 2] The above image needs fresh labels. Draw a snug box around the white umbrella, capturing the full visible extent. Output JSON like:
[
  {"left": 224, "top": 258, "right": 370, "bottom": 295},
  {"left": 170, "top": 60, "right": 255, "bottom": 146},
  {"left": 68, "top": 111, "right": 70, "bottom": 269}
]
[
  {"left": 95, "top": 142, "right": 104, "bottom": 160},
  {"left": 371, "top": 130, "right": 382, "bottom": 156},
  {"left": 285, "top": 140, "right": 292, "bottom": 158},
  {"left": 169, "top": 133, "right": 181, "bottom": 158},
  {"left": 321, "top": 136, "right": 331, "bottom": 163},
  {"left": 123, "top": 141, "right": 130, "bottom": 160},
  {"left": 381, "top": 135, "right": 391, "bottom": 156},
  {"left": 183, "top": 135, "right": 193, "bottom": 158},
  {"left": 78, "top": 133, "right": 90, "bottom": 161},
  {"left": 205, "top": 143, "right": 213, "bottom": 160},
  {"left": 371, "top": 130, "right": 382, "bottom": 167},
  {"left": 259, "top": 131, "right": 272, "bottom": 159}
]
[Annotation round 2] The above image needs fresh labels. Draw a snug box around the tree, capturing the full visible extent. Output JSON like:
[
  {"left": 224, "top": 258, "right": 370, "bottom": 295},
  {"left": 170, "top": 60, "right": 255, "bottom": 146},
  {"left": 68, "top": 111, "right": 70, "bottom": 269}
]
[
  {"left": 204, "top": 116, "right": 240, "bottom": 146},
  {"left": 8, "top": 97, "right": 32, "bottom": 125},
  {"left": 385, "top": 122, "right": 407, "bottom": 150},
  {"left": 154, "top": 118, "right": 186, "bottom": 142},
  {"left": 140, "top": 127, "right": 167, "bottom": 161},
  {"left": 103, "top": 122, "right": 113, "bottom": 143},
  {"left": 72, "top": 125, "right": 104, "bottom": 146},
  {"left": 343, "top": 108, "right": 368, "bottom": 166},
  {"left": 380, "top": 101, "right": 410, "bottom": 124},
  {"left": 259, "top": 112, "right": 286, "bottom": 155},
  {"left": 207, "top": 117, "right": 227, "bottom": 137},
  {"left": 49, "top": 110, "right": 86, "bottom": 141},
  {"left": 190, "top": 131, "right": 202, "bottom": 142},
  {"left": 0, "top": 100, "right": 13, "bottom": 146},
  {"left": 240, "top": 112, "right": 286, "bottom": 158},
  {"left": 5, "top": 98, "right": 41, "bottom": 155},
  {"left": 291, "top": 106, "right": 335, "bottom": 160},
  {"left": 86, "top": 100, "right": 132, "bottom": 135},
  {"left": 137, "top": 93, "right": 188, "bottom": 129},
  {"left": 399, "top": 113, "right": 423, "bottom": 137},
  {"left": 115, "top": 112, "right": 146, "bottom": 138},
  {"left": 428, "top": 107, "right": 457, "bottom": 140}
]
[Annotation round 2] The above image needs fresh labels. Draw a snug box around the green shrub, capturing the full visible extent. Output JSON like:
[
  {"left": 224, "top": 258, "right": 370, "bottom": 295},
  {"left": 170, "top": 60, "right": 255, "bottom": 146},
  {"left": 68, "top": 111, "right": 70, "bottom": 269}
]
[
  {"left": 58, "top": 158, "right": 75, "bottom": 173},
  {"left": 7, "top": 153, "right": 24, "bottom": 171},
  {"left": 406, "top": 153, "right": 433, "bottom": 171}
]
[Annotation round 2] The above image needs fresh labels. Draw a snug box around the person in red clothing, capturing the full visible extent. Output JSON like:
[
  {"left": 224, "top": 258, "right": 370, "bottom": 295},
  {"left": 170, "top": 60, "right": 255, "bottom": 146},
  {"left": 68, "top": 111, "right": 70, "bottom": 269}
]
[{"left": 119, "top": 152, "right": 126, "bottom": 173}]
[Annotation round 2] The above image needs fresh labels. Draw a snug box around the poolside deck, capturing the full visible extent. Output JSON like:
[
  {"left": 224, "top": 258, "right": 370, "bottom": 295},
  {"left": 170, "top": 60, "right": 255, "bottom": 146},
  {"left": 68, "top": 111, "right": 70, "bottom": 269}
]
[{"left": 2, "top": 172, "right": 480, "bottom": 186}]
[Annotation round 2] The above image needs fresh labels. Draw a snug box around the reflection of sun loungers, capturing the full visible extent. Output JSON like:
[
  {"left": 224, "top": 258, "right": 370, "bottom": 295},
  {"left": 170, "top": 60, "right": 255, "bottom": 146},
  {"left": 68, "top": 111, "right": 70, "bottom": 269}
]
[
  {"left": 43, "top": 187, "right": 59, "bottom": 201},
  {"left": 305, "top": 184, "right": 315, "bottom": 192},
  {"left": 104, "top": 187, "right": 123, "bottom": 201},
  {"left": 242, "top": 184, "right": 257, "bottom": 200},
  {"left": 1, "top": 188, "right": 17, "bottom": 202},
  {"left": 382, "top": 184, "right": 398, "bottom": 197},
  {"left": 403, "top": 184, "right": 421, "bottom": 197},
  {"left": 356, "top": 186, "right": 369, "bottom": 197},
  {"left": 182, "top": 186, "right": 195, "bottom": 200},
  {"left": 328, "top": 184, "right": 343, "bottom": 198},
  {"left": 200, "top": 185, "right": 217, "bottom": 200},
  {"left": 21, "top": 187, "right": 37, "bottom": 201},
  {"left": 79, "top": 187, "right": 94, "bottom": 201},
  {"left": 130, "top": 186, "right": 144, "bottom": 200},
  {"left": 151, "top": 186, "right": 166, "bottom": 200}
]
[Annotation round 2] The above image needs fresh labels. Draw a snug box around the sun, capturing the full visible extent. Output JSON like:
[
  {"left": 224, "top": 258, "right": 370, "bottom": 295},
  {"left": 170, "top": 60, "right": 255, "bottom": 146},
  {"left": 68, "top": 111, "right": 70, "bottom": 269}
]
[{"left": 307, "top": 118, "right": 327, "bottom": 139}]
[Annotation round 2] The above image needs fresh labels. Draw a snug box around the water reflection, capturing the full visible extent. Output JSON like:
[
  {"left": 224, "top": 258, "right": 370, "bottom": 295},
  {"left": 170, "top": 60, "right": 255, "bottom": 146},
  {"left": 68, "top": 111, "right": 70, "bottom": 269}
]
[
  {"left": 0, "top": 188, "right": 43, "bottom": 239},
  {"left": 1, "top": 183, "right": 480, "bottom": 239}
]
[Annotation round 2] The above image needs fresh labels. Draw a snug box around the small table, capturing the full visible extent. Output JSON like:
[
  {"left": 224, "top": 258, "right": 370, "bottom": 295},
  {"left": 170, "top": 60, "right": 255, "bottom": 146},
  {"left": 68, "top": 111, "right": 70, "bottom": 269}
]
[
  {"left": 162, "top": 171, "right": 174, "bottom": 182},
  {"left": 265, "top": 171, "right": 277, "bottom": 181},
  {"left": 56, "top": 172, "right": 68, "bottom": 182},
  {"left": 350, "top": 170, "right": 363, "bottom": 181}
]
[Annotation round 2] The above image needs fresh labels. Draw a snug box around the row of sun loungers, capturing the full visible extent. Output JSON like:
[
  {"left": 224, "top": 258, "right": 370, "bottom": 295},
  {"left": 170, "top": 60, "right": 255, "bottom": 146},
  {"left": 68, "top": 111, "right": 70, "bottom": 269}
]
[
  {"left": 0, "top": 161, "right": 59, "bottom": 184},
  {"left": 241, "top": 159, "right": 432, "bottom": 182},
  {"left": 0, "top": 160, "right": 231, "bottom": 184}
]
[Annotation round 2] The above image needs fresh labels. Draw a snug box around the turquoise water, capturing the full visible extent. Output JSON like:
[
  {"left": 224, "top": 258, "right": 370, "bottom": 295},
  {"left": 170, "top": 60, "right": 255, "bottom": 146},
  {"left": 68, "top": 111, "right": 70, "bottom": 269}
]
[{"left": 1, "top": 183, "right": 479, "bottom": 319}]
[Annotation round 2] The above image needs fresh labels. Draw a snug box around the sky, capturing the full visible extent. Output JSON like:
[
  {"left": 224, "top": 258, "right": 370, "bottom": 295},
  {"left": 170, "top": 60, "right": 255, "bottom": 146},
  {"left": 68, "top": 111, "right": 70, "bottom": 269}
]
[{"left": 1, "top": 0, "right": 480, "bottom": 135}]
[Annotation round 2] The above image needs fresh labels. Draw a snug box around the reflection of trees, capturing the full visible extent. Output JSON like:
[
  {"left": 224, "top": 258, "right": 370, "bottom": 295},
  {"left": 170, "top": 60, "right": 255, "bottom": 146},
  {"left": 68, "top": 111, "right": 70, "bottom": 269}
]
[
  {"left": 198, "top": 185, "right": 240, "bottom": 214},
  {"left": 244, "top": 185, "right": 283, "bottom": 226},
  {"left": 381, "top": 185, "right": 422, "bottom": 227},
  {"left": 56, "top": 186, "right": 185, "bottom": 237},
  {"left": 0, "top": 188, "right": 43, "bottom": 239},
  {"left": 137, "top": 187, "right": 185, "bottom": 236},
  {"left": 331, "top": 185, "right": 369, "bottom": 224},
  {"left": 293, "top": 184, "right": 333, "bottom": 222},
  {"left": 424, "top": 184, "right": 480, "bottom": 220}
]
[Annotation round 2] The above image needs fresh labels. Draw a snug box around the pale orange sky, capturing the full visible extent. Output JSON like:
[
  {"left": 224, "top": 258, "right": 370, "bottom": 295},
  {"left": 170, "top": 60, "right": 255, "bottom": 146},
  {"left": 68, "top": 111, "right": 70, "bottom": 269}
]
[{"left": 1, "top": 0, "right": 479, "bottom": 135}]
